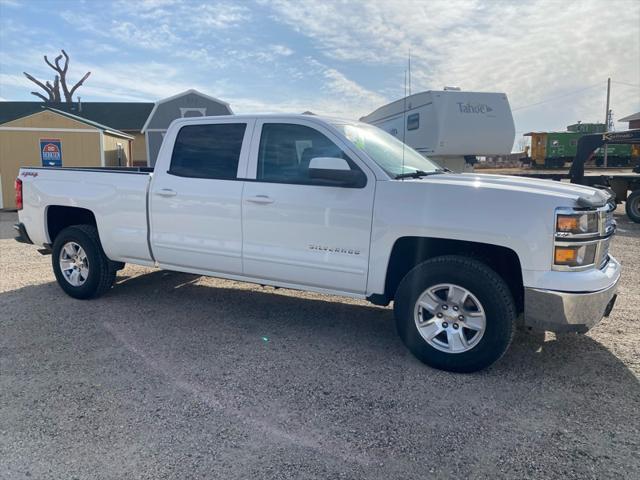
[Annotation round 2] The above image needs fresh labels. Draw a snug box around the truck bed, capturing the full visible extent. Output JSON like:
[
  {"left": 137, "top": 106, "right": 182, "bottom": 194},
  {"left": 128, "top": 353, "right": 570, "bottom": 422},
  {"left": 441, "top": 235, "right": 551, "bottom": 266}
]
[
  {"left": 22, "top": 166, "right": 154, "bottom": 174},
  {"left": 18, "top": 166, "right": 154, "bottom": 265}
]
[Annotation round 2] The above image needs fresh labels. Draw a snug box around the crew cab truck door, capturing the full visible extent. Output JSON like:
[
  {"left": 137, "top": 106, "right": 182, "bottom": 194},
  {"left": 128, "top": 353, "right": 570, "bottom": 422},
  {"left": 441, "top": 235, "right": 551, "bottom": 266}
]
[
  {"left": 149, "top": 119, "right": 254, "bottom": 274},
  {"left": 242, "top": 120, "right": 375, "bottom": 294}
]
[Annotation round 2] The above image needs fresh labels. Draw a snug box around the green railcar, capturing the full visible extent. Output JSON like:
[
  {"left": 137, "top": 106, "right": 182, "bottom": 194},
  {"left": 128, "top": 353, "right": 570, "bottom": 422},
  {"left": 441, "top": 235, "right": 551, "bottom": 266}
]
[{"left": 526, "top": 123, "right": 635, "bottom": 168}]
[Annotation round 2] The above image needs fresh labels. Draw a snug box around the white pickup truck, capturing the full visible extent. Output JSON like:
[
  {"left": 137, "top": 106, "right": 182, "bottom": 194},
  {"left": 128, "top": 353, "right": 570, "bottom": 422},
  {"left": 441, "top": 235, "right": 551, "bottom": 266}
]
[{"left": 15, "top": 114, "right": 620, "bottom": 372}]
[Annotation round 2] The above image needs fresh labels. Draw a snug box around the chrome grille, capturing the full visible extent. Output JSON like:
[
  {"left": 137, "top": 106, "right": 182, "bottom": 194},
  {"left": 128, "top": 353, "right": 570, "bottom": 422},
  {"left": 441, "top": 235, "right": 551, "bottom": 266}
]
[
  {"left": 598, "top": 203, "right": 615, "bottom": 269},
  {"left": 602, "top": 208, "right": 615, "bottom": 236},
  {"left": 598, "top": 236, "right": 611, "bottom": 269}
]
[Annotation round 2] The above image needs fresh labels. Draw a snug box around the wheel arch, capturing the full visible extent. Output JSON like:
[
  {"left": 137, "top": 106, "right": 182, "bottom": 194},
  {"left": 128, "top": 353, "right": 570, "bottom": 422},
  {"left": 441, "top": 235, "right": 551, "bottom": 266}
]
[
  {"left": 46, "top": 205, "right": 97, "bottom": 244},
  {"left": 374, "top": 236, "right": 524, "bottom": 312}
]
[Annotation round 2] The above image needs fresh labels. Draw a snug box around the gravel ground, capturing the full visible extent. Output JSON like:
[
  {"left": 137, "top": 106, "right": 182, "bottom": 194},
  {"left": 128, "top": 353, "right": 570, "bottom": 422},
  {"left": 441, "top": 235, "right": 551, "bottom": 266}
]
[{"left": 1, "top": 209, "right": 639, "bottom": 479}]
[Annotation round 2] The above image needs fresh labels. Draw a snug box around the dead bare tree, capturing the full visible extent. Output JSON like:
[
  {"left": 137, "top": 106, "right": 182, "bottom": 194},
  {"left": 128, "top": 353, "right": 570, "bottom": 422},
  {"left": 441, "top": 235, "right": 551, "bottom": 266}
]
[{"left": 23, "top": 50, "right": 91, "bottom": 103}]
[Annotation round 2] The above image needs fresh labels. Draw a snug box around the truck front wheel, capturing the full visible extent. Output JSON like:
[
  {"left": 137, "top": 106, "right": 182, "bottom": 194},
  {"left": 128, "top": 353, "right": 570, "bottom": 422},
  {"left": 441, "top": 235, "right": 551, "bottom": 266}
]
[
  {"left": 394, "top": 255, "right": 516, "bottom": 373},
  {"left": 51, "top": 225, "right": 117, "bottom": 299}
]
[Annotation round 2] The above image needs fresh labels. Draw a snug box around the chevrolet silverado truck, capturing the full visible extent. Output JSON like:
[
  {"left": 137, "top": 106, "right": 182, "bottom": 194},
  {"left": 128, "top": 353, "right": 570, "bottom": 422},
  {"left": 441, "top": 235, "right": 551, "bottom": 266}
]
[{"left": 14, "top": 114, "right": 620, "bottom": 372}]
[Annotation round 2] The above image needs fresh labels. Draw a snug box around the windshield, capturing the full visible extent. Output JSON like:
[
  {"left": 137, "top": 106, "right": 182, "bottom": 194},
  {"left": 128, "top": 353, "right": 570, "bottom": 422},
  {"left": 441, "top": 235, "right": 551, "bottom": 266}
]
[{"left": 333, "top": 122, "right": 442, "bottom": 177}]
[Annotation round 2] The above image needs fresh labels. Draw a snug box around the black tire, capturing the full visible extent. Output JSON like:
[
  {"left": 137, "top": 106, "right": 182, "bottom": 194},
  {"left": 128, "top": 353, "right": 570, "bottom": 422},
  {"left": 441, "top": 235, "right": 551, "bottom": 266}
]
[
  {"left": 625, "top": 190, "right": 640, "bottom": 223},
  {"left": 394, "top": 255, "right": 516, "bottom": 373},
  {"left": 51, "top": 225, "right": 117, "bottom": 299}
]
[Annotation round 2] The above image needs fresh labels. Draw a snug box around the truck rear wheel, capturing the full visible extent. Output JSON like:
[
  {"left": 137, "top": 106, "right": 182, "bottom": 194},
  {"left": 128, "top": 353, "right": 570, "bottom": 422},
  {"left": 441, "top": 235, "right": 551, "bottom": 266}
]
[
  {"left": 51, "top": 225, "right": 117, "bottom": 299},
  {"left": 625, "top": 190, "right": 640, "bottom": 223},
  {"left": 394, "top": 255, "right": 516, "bottom": 373}
]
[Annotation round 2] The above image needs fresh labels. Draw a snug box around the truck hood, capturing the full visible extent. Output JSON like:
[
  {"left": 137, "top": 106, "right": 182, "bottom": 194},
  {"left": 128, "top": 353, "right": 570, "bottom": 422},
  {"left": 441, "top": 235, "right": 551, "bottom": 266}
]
[{"left": 414, "top": 172, "right": 611, "bottom": 207}]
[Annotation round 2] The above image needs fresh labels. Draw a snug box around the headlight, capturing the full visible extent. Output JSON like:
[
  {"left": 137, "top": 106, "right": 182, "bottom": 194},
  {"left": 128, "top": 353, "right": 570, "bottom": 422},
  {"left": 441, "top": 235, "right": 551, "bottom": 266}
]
[
  {"left": 553, "top": 206, "right": 613, "bottom": 271},
  {"left": 556, "top": 212, "right": 599, "bottom": 235},
  {"left": 554, "top": 243, "right": 597, "bottom": 267}
]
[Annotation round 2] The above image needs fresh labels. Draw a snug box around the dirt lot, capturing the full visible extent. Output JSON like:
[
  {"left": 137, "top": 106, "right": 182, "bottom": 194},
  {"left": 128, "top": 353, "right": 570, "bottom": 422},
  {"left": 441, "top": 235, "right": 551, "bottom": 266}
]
[{"left": 1, "top": 209, "right": 638, "bottom": 479}]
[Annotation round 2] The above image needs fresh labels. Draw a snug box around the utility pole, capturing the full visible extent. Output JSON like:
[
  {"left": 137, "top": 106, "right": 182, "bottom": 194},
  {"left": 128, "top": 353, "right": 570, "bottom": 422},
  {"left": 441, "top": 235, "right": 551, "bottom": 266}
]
[
  {"left": 408, "top": 49, "right": 412, "bottom": 96},
  {"left": 603, "top": 77, "right": 611, "bottom": 168}
]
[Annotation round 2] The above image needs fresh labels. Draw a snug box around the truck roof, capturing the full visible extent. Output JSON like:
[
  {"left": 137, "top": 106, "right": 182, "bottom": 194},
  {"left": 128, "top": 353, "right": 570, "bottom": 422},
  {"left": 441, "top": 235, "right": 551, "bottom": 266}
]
[{"left": 169, "top": 113, "right": 359, "bottom": 126}]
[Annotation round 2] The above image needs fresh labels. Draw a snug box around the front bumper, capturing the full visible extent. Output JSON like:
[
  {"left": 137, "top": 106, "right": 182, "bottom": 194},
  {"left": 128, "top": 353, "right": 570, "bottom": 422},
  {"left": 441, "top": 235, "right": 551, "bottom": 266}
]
[{"left": 523, "top": 263, "right": 620, "bottom": 334}]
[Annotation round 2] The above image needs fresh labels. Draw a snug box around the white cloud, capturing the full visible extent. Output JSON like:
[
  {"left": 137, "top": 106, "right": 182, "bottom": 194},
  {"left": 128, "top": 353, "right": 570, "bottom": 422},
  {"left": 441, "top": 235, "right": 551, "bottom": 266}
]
[
  {"left": 3, "top": 0, "right": 637, "bottom": 133},
  {"left": 265, "top": 0, "right": 460, "bottom": 64},
  {"left": 228, "top": 92, "right": 375, "bottom": 118},
  {"left": 78, "top": 39, "right": 119, "bottom": 55},
  {"left": 223, "top": 57, "right": 387, "bottom": 117},
  {"left": 192, "top": 3, "right": 251, "bottom": 29},
  {"left": 59, "top": 1, "right": 251, "bottom": 54},
  {"left": 322, "top": 68, "right": 385, "bottom": 105},
  {"left": 70, "top": 60, "right": 228, "bottom": 101},
  {"left": 0, "top": 55, "right": 227, "bottom": 103},
  {"left": 59, "top": 11, "right": 182, "bottom": 51},
  {"left": 270, "top": 44, "right": 294, "bottom": 57},
  {"left": 111, "top": 21, "right": 181, "bottom": 51},
  {"left": 111, "top": 0, "right": 250, "bottom": 29},
  {"left": 266, "top": 0, "right": 640, "bottom": 129},
  {"left": 0, "top": 73, "right": 31, "bottom": 92}
]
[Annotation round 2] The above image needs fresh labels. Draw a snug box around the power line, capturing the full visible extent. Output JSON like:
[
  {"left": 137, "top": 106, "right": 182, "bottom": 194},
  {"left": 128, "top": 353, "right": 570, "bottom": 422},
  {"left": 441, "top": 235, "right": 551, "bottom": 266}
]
[
  {"left": 512, "top": 82, "right": 604, "bottom": 112},
  {"left": 611, "top": 80, "right": 640, "bottom": 88}
]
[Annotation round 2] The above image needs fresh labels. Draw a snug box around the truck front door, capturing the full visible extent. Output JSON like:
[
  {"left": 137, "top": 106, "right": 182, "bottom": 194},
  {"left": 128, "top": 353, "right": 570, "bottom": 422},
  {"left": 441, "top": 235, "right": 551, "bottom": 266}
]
[
  {"left": 241, "top": 120, "right": 375, "bottom": 294},
  {"left": 149, "top": 119, "right": 254, "bottom": 274}
]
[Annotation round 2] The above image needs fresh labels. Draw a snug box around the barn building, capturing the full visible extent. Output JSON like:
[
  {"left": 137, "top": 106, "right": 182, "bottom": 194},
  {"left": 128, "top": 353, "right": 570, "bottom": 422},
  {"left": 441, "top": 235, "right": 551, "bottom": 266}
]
[
  {"left": 0, "top": 101, "right": 153, "bottom": 166},
  {"left": 141, "top": 90, "right": 233, "bottom": 166},
  {"left": 0, "top": 108, "right": 133, "bottom": 209}
]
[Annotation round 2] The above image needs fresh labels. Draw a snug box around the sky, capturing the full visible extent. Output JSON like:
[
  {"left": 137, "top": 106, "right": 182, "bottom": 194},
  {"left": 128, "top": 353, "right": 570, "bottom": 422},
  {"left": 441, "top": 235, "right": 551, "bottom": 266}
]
[{"left": 0, "top": 0, "right": 639, "bottom": 148}]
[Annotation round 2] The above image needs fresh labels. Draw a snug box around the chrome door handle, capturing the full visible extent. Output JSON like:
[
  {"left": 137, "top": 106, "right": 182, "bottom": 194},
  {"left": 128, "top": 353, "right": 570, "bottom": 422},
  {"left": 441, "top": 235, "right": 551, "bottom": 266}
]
[
  {"left": 245, "top": 195, "right": 274, "bottom": 204},
  {"left": 155, "top": 188, "right": 177, "bottom": 197}
]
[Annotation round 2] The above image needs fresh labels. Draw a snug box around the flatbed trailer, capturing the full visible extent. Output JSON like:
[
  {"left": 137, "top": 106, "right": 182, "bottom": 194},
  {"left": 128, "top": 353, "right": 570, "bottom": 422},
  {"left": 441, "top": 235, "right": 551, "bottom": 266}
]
[
  {"left": 478, "top": 167, "right": 633, "bottom": 178},
  {"left": 482, "top": 130, "right": 640, "bottom": 222},
  {"left": 513, "top": 169, "right": 639, "bottom": 221}
]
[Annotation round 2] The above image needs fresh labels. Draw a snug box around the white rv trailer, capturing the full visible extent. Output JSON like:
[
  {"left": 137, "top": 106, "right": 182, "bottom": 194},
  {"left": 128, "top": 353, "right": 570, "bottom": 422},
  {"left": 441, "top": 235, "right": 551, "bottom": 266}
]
[{"left": 360, "top": 89, "right": 516, "bottom": 172}]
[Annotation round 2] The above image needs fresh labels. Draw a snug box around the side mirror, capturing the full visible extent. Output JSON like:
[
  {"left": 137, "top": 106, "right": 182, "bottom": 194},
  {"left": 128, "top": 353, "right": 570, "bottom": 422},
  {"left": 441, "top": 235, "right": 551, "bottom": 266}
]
[{"left": 308, "top": 157, "right": 366, "bottom": 187}]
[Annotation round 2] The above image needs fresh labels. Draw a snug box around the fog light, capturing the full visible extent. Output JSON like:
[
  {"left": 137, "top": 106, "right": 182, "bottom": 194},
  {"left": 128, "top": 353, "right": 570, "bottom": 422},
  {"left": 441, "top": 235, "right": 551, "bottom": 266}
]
[{"left": 554, "top": 244, "right": 597, "bottom": 267}]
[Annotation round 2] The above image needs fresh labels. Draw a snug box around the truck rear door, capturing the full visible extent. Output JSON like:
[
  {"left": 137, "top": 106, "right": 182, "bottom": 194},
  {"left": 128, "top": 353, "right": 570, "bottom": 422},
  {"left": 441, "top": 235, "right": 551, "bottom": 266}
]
[{"left": 149, "top": 119, "right": 254, "bottom": 274}]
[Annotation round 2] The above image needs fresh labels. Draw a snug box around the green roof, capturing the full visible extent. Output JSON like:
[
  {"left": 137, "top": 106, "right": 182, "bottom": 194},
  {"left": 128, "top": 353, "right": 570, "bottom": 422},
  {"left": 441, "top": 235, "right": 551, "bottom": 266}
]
[
  {"left": 45, "top": 108, "right": 134, "bottom": 139},
  {"left": 0, "top": 101, "right": 153, "bottom": 130}
]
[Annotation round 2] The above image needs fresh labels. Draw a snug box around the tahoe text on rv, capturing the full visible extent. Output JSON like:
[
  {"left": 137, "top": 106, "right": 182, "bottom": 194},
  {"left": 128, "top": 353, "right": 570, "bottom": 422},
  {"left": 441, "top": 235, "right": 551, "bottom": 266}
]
[{"left": 457, "top": 102, "right": 493, "bottom": 114}]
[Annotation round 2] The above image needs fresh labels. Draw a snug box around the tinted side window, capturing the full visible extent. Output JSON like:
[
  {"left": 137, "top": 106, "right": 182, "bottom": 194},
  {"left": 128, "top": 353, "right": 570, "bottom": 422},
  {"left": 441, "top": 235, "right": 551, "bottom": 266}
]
[
  {"left": 169, "top": 123, "right": 246, "bottom": 179},
  {"left": 257, "top": 123, "right": 360, "bottom": 185},
  {"left": 407, "top": 113, "right": 419, "bottom": 131}
]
